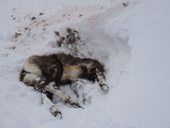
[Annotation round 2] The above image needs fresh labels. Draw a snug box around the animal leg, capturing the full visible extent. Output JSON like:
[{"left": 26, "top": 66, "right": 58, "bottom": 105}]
[
  {"left": 70, "top": 80, "right": 92, "bottom": 105},
  {"left": 96, "top": 70, "right": 109, "bottom": 92},
  {"left": 50, "top": 105, "right": 62, "bottom": 118},
  {"left": 40, "top": 93, "right": 62, "bottom": 118},
  {"left": 70, "top": 80, "right": 85, "bottom": 97},
  {"left": 30, "top": 77, "right": 48, "bottom": 91},
  {"left": 45, "top": 82, "right": 82, "bottom": 108},
  {"left": 23, "top": 73, "right": 62, "bottom": 118}
]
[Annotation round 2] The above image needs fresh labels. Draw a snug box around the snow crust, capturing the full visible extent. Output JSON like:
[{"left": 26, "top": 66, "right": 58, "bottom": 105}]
[{"left": 0, "top": 0, "right": 170, "bottom": 128}]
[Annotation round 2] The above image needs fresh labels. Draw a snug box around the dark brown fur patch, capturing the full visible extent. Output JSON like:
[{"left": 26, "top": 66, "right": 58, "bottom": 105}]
[
  {"left": 57, "top": 53, "right": 105, "bottom": 72},
  {"left": 20, "top": 53, "right": 105, "bottom": 89},
  {"left": 30, "top": 54, "right": 63, "bottom": 86}
]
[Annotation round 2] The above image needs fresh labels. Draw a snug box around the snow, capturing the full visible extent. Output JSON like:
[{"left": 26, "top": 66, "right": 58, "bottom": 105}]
[{"left": 0, "top": 0, "right": 170, "bottom": 128}]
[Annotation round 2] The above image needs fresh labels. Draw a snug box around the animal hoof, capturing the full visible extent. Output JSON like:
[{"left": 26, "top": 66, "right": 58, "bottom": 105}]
[
  {"left": 50, "top": 105, "right": 62, "bottom": 119},
  {"left": 101, "top": 84, "right": 109, "bottom": 93},
  {"left": 65, "top": 97, "right": 81, "bottom": 108},
  {"left": 71, "top": 102, "right": 82, "bottom": 108}
]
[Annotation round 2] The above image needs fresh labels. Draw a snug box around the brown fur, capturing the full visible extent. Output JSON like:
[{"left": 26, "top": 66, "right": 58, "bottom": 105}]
[{"left": 20, "top": 53, "right": 107, "bottom": 105}]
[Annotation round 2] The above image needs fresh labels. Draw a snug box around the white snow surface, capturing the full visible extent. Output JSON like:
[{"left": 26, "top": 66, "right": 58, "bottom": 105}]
[{"left": 0, "top": 0, "right": 170, "bottom": 128}]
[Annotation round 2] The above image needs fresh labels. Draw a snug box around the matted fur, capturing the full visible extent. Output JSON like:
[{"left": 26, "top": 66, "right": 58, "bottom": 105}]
[{"left": 20, "top": 53, "right": 108, "bottom": 117}]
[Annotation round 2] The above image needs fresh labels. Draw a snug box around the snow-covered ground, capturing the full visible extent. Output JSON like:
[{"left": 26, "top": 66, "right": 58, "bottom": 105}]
[{"left": 0, "top": 0, "right": 170, "bottom": 128}]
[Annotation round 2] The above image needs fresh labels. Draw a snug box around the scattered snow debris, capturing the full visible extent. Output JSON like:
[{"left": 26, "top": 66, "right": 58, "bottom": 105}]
[
  {"left": 63, "top": 14, "right": 66, "bottom": 17},
  {"left": 31, "top": 17, "right": 36, "bottom": 21},
  {"left": 39, "top": 12, "right": 44, "bottom": 16},
  {"left": 122, "top": 2, "right": 129, "bottom": 7},
  {"left": 24, "top": 27, "right": 28, "bottom": 30},
  {"left": 14, "top": 32, "right": 22, "bottom": 38},
  {"left": 9, "top": 46, "right": 16, "bottom": 50},
  {"left": 79, "top": 14, "right": 83, "bottom": 17},
  {"left": 54, "top": 31, "right": 59, "bottom": 36},
  {"left": 54, "top": 28, "right": 82, "bottom": 56}
]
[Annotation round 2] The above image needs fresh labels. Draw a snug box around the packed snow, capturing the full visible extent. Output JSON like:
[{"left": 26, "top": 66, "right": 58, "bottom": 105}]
[{"left": 0, "top": 0, "right": 170, "bottom": 128}]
